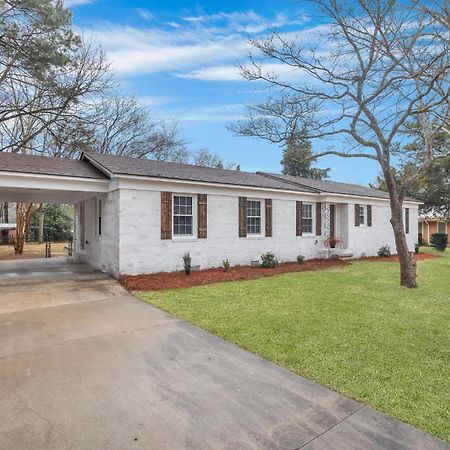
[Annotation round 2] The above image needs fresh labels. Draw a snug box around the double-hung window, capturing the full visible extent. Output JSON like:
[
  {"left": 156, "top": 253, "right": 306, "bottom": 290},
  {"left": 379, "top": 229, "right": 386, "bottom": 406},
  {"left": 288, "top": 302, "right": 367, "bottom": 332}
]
[
  {"left": 438, "top": 222, "right": 447, "bottom": 234},
  {"left": 359, "top": 205, "right": 366, "bottom": 225},
  {"left": 246, "top": 200, "right": 262, "bottom": 235},
  {"left": 173, "top": 195, "right": 194, "bottom": 236},
  {"left": 302, "top": 203, "right": 313, "bottom": 234}
]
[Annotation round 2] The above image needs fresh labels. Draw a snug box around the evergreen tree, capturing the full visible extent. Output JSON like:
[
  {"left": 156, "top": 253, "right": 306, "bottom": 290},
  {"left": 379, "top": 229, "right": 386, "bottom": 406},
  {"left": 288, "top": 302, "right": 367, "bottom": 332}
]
[{"left": 281, "top": 136, "right": 329, "bottom": 179}]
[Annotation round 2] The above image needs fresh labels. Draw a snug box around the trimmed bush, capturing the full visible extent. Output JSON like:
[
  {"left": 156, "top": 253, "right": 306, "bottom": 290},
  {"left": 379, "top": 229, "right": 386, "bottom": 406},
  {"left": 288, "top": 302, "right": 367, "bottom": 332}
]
[
  {"left": 261, "top": 252, "right": 278, "bottom": 268},
  {"left": 430, "top": 233, "right": 448, "bottom": 252},
  {"left": 414, "top": 243, "right": 420, "bottom": 254},
  {"left": 222, "top": 259, "right": 230, "bottom": 272},
  {"left": 377, "top": 245, "right": 391, "bottom": 257},
  {"left": 297, "top": 255, "right": 305, "bottom": 265},
  {"left": 418, "top": 233, "right": 424, "bottom": 246}
]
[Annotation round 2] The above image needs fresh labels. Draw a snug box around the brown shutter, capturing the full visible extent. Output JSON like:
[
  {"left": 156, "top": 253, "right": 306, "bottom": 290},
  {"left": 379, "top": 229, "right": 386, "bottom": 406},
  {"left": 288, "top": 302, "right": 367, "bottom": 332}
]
[
  {"left": 296, "top": 201, "right": 303, "bottom": 236},
  {"left": 198, "top": 194, "right": 207, "bottom": 239},
  {"left": 239, "top": 197, "right": 247, "bottom": 237},
  {"left": 355, "top": 204, "right": 360, "bottom": 227},
  {"left": 405, "top": 208, "right": 409, "bottom": 234},
  {"left": 161, "top": 192, "right": 172, "bottom": 239},
  {"left": 316, "top": 202, "right": 322, "bottom": 235},
  {"left": 265, "top": 199, "right": 272, "bottom": 237},
  {"left": 367, "top": 205, "right": 372, "bottom": 227}
]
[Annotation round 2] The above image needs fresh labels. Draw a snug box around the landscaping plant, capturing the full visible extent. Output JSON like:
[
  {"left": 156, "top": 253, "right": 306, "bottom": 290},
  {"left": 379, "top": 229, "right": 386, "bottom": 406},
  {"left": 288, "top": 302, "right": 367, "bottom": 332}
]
[
  {"left": 260, "top": 252, "right": 278, "bottom": 268},
  {"left": 222, "top": 259, "right": 230, "bottom": 272},
  {"left": 430, "top": 233, "right": 448, "bottom": 252},
  {"left": 377, "top": 245, "right": 391, "bottom": 257},
  {"left": 297, "top": 255, "right": 305, "bottom": 265},
  {"left": 183, "top": 252, "right": 192, "bottom": 275}
]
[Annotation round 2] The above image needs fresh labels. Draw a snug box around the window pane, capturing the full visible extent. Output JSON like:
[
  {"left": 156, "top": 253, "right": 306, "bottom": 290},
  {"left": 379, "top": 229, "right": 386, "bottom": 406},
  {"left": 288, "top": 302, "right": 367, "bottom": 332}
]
[
  {"left": 246, "top": 200, "right": 261, "bottom": 234},
  {"left": 173, "top": 196, "right": 193, "bottom": 236},
  {"left": 302, "top": 204, "right": 313, "bottom": 233},
  {"left": 438, "top": 222, "right": 446, "bottom": 234},
  {"left": 359, "top": 206, "right": 365, "bottom": 225}
]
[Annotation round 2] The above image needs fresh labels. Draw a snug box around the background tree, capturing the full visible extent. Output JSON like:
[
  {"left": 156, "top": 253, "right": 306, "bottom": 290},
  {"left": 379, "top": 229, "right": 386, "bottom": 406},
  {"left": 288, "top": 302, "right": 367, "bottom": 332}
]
[
  {"left": 281, "top": 132, "right": 329, "bottom": 179},
  {"left": 232, "top": 0, "right": 449, "bottom": 288},
  {"left": 29, "top": 204, "right": 72, "bottom": 242}
]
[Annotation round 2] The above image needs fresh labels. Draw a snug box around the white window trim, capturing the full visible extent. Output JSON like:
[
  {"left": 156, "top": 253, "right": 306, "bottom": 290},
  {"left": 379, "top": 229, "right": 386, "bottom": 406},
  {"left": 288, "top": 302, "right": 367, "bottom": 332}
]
[
  {"left": 172, "top": 194, "right": 197, "bottom": 239},
  {"left": 359, "top": 205, "right": 367, "bottom": 227},
  {"left": 246, "top": 198, "right": 264, "bottom": 237},
  {"left": 301, "top": 202, "right": 315, "bottom": 235}
]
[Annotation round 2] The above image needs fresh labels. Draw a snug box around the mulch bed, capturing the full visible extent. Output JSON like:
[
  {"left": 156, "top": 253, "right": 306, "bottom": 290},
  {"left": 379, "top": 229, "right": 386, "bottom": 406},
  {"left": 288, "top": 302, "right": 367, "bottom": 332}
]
[
  {"left": 120, "top": 259, "right": 350, "bottom": 292},
  {"left": 362, "top": 253, "right": 442, "bottom": 262}
]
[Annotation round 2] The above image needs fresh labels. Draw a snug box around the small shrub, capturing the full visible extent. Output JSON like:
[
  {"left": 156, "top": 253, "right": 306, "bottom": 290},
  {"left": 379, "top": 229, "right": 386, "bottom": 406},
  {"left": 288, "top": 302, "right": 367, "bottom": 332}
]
[
  {"left": 377, "top": 245, "right": 391, "bottom": 257},
  {"left": 297, "top": 255, "right": 305, "bottom": 265},
  {"left": 260, "top": 251, "right": 278, "bottom": 268},
  {"left": 222, "top": 259, "right": 230, "bottom": 272},
  {"left": 430, "top": 233, "right": 448, "bottom": 252},
  {"left": 414, "top": 243, "right": 420, "bottom": 254},
  {"left": 183, "top": 252, "right": 192, "bottom": 275},
  {"left": 418, "top": 233, "right": 424, "bottom": 246}
]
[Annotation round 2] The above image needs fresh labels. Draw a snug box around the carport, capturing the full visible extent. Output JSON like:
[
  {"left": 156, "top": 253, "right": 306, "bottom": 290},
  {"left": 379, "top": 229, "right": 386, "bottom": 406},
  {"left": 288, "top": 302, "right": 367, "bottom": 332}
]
[{"left": 0, "top": 152, "right": 109, "bottom": 263}]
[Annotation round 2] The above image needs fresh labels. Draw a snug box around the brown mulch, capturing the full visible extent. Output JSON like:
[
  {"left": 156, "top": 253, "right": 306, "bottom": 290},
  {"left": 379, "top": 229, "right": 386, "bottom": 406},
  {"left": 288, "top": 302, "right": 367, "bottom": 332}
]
[
  {"left": 362, "top": 253, "right": 442, "bottom": 262},
  {"left": 119, "top": 259, "right": 350, "bottom": 292}
]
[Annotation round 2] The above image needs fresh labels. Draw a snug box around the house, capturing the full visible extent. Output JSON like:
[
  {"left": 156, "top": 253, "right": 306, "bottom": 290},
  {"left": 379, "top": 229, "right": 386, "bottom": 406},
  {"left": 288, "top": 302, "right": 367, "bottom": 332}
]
[
  {"left": 0, "top": 202, "right": 16, "bottom": 244},
  {"left": 418, "top": 208, "right": 449, "bottom": 245},
  {"left": 0, "top": 151, "right": 419, "bottom": 277}
]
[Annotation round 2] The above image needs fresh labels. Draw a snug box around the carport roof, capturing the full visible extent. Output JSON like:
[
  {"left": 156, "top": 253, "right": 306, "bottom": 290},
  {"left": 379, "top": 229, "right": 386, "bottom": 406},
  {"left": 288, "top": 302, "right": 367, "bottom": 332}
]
[{"left": 0, "top": 152, "right": 107, "bottom": 180}]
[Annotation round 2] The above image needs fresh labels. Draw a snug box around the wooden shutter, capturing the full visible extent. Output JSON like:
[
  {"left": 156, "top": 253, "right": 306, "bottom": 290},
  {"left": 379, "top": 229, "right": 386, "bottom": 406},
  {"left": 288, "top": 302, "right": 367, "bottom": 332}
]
[
  {"left": 161, "top": 192, "right": 172, "bottom": 240},
  {"left": 405, "top": 208, "right": 409, "bottom": 234},
  {"left": 355, "top": 204, "right": 360, "bottom": 227},
  {"left": 367, "top": 205, "right": 372, "bottom": 227},
  {"left": 265, "top": 199, "right": 273, "bottom": 237},
  {"left": 296, "top": 201, "right": 303, "bottom": 236},
  {"left": 198, "top": 194, "right": 207, "bottom": 239},
  {"left": 239, "top": 197, "right": 247, "bottom": 237},
  {"left": 315, "top": 202, "right": 322, "bottom": 235}
]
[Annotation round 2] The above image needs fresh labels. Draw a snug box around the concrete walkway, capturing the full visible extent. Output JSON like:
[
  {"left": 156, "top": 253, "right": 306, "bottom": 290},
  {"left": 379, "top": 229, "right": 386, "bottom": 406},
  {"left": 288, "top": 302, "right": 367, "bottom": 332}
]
[{"left": 0, "top": 259, "right": 447, "bottom": 449}]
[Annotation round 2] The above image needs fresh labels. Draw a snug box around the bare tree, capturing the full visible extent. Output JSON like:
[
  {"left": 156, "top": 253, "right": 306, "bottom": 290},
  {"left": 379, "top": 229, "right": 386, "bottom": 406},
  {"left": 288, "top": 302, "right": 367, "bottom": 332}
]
[{"left": 232, "top": 0, "right": 449, "bottom": 288}]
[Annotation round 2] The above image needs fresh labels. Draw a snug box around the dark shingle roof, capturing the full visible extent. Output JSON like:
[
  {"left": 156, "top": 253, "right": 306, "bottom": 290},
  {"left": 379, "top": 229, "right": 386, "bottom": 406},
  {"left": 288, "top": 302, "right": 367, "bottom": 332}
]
[
  {"left": 82, "top": 152, "right": 318, "bottom": 193},
  {"left": 258, "top": 172, "right": 391, "bottom": 200},
  {"left": 0, "top": 152, "right": 107, "bottom": 180}
]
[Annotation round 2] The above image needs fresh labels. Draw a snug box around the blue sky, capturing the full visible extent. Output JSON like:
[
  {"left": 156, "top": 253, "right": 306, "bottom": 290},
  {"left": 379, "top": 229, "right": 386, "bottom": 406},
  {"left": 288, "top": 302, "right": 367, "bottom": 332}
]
[{"left": 66, "top": 0, "right": 381, "bottom": 185}]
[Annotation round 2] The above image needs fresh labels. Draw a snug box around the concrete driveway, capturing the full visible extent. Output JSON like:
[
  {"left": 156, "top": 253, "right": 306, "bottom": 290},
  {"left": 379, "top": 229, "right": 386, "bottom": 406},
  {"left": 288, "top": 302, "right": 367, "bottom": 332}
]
[{"left": 0, "top": 259, "right": 447, "bottom": 450}]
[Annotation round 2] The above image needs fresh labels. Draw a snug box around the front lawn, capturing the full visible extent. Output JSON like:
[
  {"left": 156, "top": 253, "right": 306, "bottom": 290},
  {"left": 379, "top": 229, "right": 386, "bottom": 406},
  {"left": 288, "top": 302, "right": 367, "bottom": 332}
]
[{"left": 136, "top": 248, "right": 450, "bottom": 442}]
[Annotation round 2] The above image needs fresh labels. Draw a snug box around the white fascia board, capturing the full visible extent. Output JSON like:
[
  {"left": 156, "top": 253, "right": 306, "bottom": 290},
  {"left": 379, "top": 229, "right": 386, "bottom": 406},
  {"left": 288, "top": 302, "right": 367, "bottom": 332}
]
[
  {"left": 0, "top": 171, "right": 110, "bottom": 193},
  {"left": 113, "top": 175, "right": 320, "bottom": 200}
]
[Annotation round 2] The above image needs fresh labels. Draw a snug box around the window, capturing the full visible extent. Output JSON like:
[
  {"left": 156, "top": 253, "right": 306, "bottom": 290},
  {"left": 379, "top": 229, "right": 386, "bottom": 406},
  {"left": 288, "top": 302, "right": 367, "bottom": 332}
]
[
  {"left": 438, "top": 222, "right": 447, "bottom": 234},
  {"left": 359, "top": 205, "right": 366, "bottom": 225},
  {"left": 246, "top": 200, "right": 261, "bottom": 235},
  {"left": 79, "top": 202, "right": 85, "bottom": 250},
  {"left": 302, "top": 203, "right": 313, "bottom": 234},
  {"left": 96, "top": 198, "right": 102, "bottom": 237},
  {"left": 173, "top": 195, "right": 194, "bottom": 236},
  {"left": 418, "top": 222, "right": 423, "bottom": 234}
]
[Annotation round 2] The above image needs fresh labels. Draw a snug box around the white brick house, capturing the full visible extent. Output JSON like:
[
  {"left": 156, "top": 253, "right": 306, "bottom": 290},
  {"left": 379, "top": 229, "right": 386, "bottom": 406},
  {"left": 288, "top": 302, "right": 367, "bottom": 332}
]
[{"left": 0, "top": 152, "right": 419, "bottom": 278}]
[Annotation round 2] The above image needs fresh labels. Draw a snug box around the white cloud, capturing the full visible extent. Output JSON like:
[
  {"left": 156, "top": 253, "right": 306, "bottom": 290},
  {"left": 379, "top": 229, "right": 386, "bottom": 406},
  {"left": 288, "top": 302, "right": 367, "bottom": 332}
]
[
  {"left": 64, "top": 0, "right": 94, "bottom": 6},
  {"left": 167, "top": 104, "right": 246, "bottom": 122},
  {"left": 136, "top": 8, "right": 154, "bottom": 21},
  {"left": 82, "top": 10, "right": 319, "bottom": 79}
]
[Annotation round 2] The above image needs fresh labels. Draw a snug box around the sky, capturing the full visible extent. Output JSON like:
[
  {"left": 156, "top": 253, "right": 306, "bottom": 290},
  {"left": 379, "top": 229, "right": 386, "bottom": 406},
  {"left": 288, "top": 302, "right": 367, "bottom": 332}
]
[{"left": 66, "top": 0, "right": 382, "bottom": 186}]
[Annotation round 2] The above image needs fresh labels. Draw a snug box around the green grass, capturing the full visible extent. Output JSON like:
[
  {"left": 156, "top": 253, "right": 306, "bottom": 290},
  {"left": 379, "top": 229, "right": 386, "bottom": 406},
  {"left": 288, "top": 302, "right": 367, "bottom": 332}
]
[{"left": 136, "top": 248, "right": 450, "bottom": 442}]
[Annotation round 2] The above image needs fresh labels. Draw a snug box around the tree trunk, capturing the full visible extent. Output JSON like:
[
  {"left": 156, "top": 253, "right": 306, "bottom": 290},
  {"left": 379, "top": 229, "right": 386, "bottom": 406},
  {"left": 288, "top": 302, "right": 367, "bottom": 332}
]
[
  {"left": 14, "top": 202, "right": 40, "bottom": 255},
  {"left": 38, "top": 208, "right": 45, "bottom": 243},
  {"left": 382, "top": 162, "right": 417, "bottom": 288},
  {"left": 390, "top": 202, "right": 417, "bottom": 288}
]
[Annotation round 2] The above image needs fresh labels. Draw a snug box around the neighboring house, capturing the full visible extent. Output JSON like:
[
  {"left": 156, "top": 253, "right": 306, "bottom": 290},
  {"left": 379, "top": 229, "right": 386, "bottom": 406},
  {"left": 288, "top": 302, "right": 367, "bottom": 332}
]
[
  {"left": 0, "top": 202, "right": 16, "bottom": 244},
  {"left": 418, "top": 208, "right": 449, "bottom": 245},
  {"left": 0, "top": 151, "right": 419, "bottom": 278}
]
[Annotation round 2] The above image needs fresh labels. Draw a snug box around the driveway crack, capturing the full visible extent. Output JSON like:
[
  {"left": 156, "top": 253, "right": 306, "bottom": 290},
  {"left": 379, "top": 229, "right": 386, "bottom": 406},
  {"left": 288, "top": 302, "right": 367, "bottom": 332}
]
[{"left": 294, "top": 404, "right": 366, "bottom": 449}]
